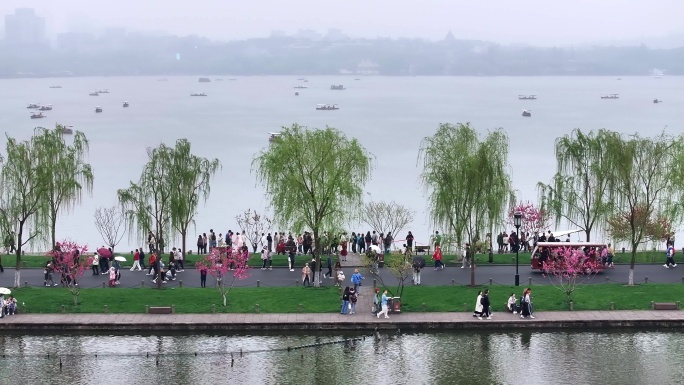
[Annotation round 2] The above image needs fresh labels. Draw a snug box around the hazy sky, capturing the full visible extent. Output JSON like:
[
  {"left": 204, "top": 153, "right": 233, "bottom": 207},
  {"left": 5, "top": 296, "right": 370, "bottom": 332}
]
[{"left": 1, "top": 0, "right": 681, "bottom": 45}]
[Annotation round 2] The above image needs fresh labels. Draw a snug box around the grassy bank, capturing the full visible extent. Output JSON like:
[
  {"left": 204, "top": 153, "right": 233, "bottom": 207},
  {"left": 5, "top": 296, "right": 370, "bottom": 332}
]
[
  {"left": 391, "top": 284, "right": 684, "bottom": 312},
  {"left": 10, "top": 283, "right": 683, "bottom": 314},
  {"left": 3, "top": 249, "right": 671, "bottom": 269},
  {"left": 13, "top": 286, "right": 341, "bottom": 314}
]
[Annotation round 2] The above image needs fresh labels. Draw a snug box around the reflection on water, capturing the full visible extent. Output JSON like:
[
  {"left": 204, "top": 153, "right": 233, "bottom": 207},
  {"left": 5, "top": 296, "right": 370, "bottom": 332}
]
[{"left": 0, "top": 330, "right": 683, "bottom": 385}]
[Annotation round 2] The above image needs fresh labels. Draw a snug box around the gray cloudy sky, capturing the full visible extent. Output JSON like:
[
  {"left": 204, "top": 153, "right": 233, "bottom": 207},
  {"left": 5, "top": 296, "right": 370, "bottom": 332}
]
[{"left": 1, "top": 0, "right": 680, "bottom": 45}]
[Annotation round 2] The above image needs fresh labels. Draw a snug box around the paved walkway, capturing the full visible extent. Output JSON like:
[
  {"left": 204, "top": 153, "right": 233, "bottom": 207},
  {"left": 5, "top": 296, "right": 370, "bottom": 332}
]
[{"left": 2, "top": 310, "right": 683, "bottom": 331}]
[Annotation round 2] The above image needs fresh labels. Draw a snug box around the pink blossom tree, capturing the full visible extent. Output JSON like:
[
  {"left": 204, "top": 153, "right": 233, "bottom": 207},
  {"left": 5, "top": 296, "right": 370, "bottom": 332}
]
[
  {"left": 195, "top": 246, "right": 250, "bottom": 307},
  {"left": 542, "top": 247, "right": 602, "bottom": 306},
  {"left": 508, "top": 201, "right": 553, "bottom": 236},
  {"left": 46, "top": 240, "right": 92, "bottom": 306}
]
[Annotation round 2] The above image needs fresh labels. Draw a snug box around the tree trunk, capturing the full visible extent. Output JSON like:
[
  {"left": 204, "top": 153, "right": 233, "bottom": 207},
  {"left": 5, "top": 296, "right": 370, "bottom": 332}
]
[
  {"left": 73, "top": 293, "right": 79, "bottom": 306},
  {"left": 14, "top": 225, "right": 24, "bottom": 288},
  {"left": 51, "top": 214, "right": 57, "bottom": 251},
  {"left": 181, "top": 230, "right": 186, "bottom": 265},
  {"left": 222, "top": 293, "right": 227, "bottom": 307},
  {"left": 628, "top": 247, "right": 637, "bottom": 286},
  {"left": 157, "top": 262, "right": 162, "bottom": 289},
  {"left": 313, "top": 228, "right": 320, "bottom": 288}
]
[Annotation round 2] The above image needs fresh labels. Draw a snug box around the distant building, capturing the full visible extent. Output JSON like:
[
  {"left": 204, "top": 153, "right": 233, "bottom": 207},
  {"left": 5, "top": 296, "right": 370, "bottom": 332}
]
[
  {"left": 357, "top": 59, "right": 380, "bottom": 75},
  {"left": 4, "top": 8, "right": 45, "bottom": 45}
]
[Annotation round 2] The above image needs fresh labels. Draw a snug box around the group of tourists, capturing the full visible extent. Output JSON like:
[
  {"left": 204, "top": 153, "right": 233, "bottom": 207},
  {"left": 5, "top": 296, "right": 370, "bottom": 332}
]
[
  {"left": 0, "top": 294, "right": 18, "bottom": 318},
  {"left": 473, "top": 288, "right": 535, "bottom": 320}
]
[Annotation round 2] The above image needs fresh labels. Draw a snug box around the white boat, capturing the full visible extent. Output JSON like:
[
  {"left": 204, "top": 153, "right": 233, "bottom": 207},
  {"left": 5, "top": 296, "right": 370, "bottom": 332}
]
[
  {"left": 30, "top": 112, "right": 46, "bottom": 119},
  {"left": 190, "top": 92, "right": 207, "bottom": 96},
  {"left": 330, "top": 85, "right": 346, "bottom": 90},
  {"left": 650, "top": 68, "right": 664, "bottom": 78},
  {"left": 522, "top": 109, "right": 532, "bottom": 117},
  {"left": 316, "top": 104, "right": 339, "bottom": 111},
  {"left": 518, "top": 95, "right": 537, "bottom": 100},
  {"left": 39, "top": 104, "right": 53, "bottom": 111},
  {"left": 95, "top": 106, "right": 103, "bottom": 113},
  {"left": 600, "top": 94, "right": 619, "bottom": 99},
  {"left": 294, "top": 85, "right": 308, "bottom": 89},
  {"left": 60, "top": 125, "right": 74, "bottom": 135},
  {"left": 26, "top": 103, "right": 40, "bottom": 109},
  {"left": 123, "top": 101, "right": 129, "bottom": 107},
  {"left": 89, "top": 92, "right": 99, "bottom": 96}
]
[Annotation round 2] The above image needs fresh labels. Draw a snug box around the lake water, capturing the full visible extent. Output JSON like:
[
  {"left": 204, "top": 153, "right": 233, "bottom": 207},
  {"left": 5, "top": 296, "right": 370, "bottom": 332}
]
[
  {"left": 2, "top": 76, "right": 683, "bottom": 251},
  {"left": 0, "top": 330, "right": 683, "bottom": 384}
]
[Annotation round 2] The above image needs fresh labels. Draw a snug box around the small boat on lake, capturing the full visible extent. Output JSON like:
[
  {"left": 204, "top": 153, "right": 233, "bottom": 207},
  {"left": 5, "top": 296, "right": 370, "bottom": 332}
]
[
  {"left": 59, "top": 125, "right": 74, "bottom": 135},
  {"left": 330, "top": 85, "right": 346, "bottom": 90},
  {"left": 198, "top": 77, "right": 211, "bottom": 82},
  {"left": 518, "top": 95, "right": 537, "bottom": 100},
  {"left": 98, "top": 89, "right": 110, "bottom": 94},
  {"left": 228, "top": 78, "right": 237, "bottom": 81},
  {"left": 601, "top": 94, "right": 619, "bottom": 99},
  {"left": 316, "top": 104, "right": 339, "bottom": 111},
  {"left": 295, "top": 92, "right": 299, "bottom": 96},
  {"left": 39, "top": 104, "right": 53, "bottom": 111},
  {"left": 294, "top": 85, "right": 308, "bottom": 89},
  {"left": 653, "top": 99, "right": 662, "bottom": 104},
  {"left": 190, "top": 92, "right": 207, "bottom": 96},
  {"left": 89, "top": 92, "right": 99, "bottom": 96},
  {"left": 522, "top": 109, "right": 532, "bottom": 117},
  {"left": 123, "top": 101, "right": 129, "bottom": 107},
  {"left": 27, "top": 103, "right": 40, "bottom": 109},
  {"left": 30, "top": 112, "right": 46, "bottom": 119},
  {"left": 49, "top": 85, "right": 62, "bottom": 89},
  {"left": 269, "top": 132, "right": 281, "bottom": 142},
  {"left": 95, "top": 106, "right": 103, "bottom": 113}
]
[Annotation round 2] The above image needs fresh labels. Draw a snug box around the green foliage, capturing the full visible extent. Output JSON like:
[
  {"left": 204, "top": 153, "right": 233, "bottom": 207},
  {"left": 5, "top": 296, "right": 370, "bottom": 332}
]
[
  {"left": 252, "top": 124, "right": 372, "bottom": 286},
  {"left": 33, "top": 126, "right": 94, "bottom": 248},
  {"left": 605, "top": 132, "right": 684, "bottom": 283},
  {"left": 418, "top": 123, "right": 513, "bottom": 280},
  {"left": 538, "top": 129, "right": 619, "bottom": 241},
  {"left": 118, "top": 139, "right": 219, "bottom": 253},
  {"left": 0, "top": 134, "right": 46, "bottom": 286}
]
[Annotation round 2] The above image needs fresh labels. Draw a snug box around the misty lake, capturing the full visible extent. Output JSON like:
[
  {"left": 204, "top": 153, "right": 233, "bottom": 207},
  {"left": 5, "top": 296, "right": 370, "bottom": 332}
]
[{"left": 1, "top": 75, "right": 683, "bottom": 250}]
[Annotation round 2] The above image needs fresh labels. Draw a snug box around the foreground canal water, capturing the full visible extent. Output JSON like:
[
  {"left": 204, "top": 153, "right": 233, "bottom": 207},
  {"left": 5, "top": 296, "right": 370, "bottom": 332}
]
[{"left": 0, "top": 330, "right": 682, "bottom": 384}]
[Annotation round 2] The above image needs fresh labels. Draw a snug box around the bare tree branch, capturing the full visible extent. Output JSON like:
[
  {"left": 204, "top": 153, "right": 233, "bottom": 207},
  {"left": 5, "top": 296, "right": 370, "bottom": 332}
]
[
  {"left": 235, "top": 209, "right": 273, "bottom": 252},
  {"left": 94, "top": 206, "right": 126, "bottom": 249},
  {"left": 362, "top": 200, "right": 415, "bottom": 241}
]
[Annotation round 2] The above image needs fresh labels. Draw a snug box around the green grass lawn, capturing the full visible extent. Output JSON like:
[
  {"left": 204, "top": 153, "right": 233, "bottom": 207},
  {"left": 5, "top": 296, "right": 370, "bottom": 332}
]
[
  {"left": 9, "top": 283, "right": 683, "bottom": 314},
  {"left": 12, "top": 286, "right": 342, "bottom": 314},
  {"left": 2, "top": 249, "right": 671, "bottom": 269},
  {"left": 391, "top": 283, "right": 684, "bottom": 312}
]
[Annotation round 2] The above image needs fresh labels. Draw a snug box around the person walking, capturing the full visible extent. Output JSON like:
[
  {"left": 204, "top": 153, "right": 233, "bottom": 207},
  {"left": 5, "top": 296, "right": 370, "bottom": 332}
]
[
  {"left": 130, "top": 249, "right": 142, "bottom": 271},
  {"left": 372, "top": 287, "right": 381, "bottom": 314},
  {"left": 334, "top": 261, "right": 344, "bottom": 287},
  {"left": 200, "top": 266, "right": 207, "bottom": 288},
  {"left": 302, "top": 263, "right": 312, "bottom": 287},
  {"left": 406, "top": 231, "right": 414, "bottom": 252},
  {"left": 461, "top": 243, "right": 471, "bottom": 269},
  {"left": 351, "top": 269, "right": 364, "bottom": 292},
  {"left": 521, "top": 288, "right": 535, "bottom": 319},
  {"left": 341, "top": 287, "right": 351, "bottom": 314},
  {"left": 348, "top": 287, "right": 358, "bottom": 315},
  {"left": 479, "top": 289, "right": 491, "bottom": 320},
  {"left": 664, "top": 242, "right": 677, "bottom": 268},
  {"left": 376, "top": 289, "right": 390, "bottom": 319},
  {"left": 44, "top": 262, "right": 56, "bottom": 286},
  {"left": 325, "top": 254, "right": 333, "bottom": 278},
  {"left": 412, "top": 254, "right": 425, "bottom": 285},
  {"left": 139, "top": 249, "right": 147, "bottom": 270},
  {"left": 432, "top": 245, "right": 445, "bottom": 270},
  {"left": 473, "top": 290, "right": 483, "bottom": 318},
  {"left": 91, "top": 253, "right": 99, "bottom": 275}
]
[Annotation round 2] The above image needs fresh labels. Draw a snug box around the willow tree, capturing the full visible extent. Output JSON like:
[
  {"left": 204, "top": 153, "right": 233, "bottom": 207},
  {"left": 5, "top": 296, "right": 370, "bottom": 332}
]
[
  {"left": 0, "top": 136, "right": 45, "bottom": 287},
  {"left": 34, "top": 126, "right": 94, "bottom": 249},
  {"left": 537, "top": 129, "right": 619, "bottom": 241},
  {"left": 168, "top": 139, "right": 221, "bottom": 259},
  {"left": 605, "top": 132, "right": 684, "bottom": 285},
  {"left": 253, "top": 124, "right": 372, "bottom": 287},
  {"left": 118, "top": 143, "right": 174, "bottom": 253},
  {"left": 419, "top": 123, "right": 513, "bottom": 286}
]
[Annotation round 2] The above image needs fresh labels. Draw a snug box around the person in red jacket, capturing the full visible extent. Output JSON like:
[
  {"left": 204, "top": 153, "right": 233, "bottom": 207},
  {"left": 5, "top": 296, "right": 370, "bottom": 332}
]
[{"left": 432, "top": 245, "right": 445, "bottom": 270}]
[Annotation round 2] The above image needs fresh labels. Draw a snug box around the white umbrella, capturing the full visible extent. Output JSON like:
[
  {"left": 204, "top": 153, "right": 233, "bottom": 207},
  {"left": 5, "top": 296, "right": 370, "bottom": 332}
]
[
  {"left": 114, "top": 256, "right": 127, "bottom": 262},
  {"left": 0, "top": 287, "right": 11, "bottom": 295}
]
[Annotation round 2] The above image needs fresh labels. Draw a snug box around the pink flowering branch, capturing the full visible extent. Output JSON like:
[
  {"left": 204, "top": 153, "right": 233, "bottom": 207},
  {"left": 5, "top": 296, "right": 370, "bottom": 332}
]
[
  {"left": 195, "top": 246, "right": 251, "bottom": 306},
  {"left": 46, "top": 240, "right": 92, "bottom": 306},
  {"left": 508, "top": 201, "right": 553, "bottom": 236},
  {"left": 542, "top": 247, "right": 601, "bottom": 306}
]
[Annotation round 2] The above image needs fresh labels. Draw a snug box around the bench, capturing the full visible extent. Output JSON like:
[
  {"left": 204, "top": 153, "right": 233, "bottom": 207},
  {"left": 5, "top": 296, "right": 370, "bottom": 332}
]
[
  {"left": 652, "top": 302, "right": 679, "bottom": 310},
  {"left": 148, "top": 306, "right": 173, "bottom": 314},
  {"left": 414, "top": 246, "right": 431, "bottom": 255}
]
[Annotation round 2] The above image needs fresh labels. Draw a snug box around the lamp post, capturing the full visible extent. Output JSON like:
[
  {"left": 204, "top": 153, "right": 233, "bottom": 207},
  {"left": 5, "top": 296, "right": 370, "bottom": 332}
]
[{"left": 514, "top": 211, "right": 522, "bottom": 286}]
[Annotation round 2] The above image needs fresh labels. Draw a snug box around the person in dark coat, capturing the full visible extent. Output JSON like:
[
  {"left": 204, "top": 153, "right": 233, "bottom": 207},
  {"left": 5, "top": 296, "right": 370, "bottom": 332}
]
[{"left": 479, "top": 289, "right": 491, "bottom": 320}]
